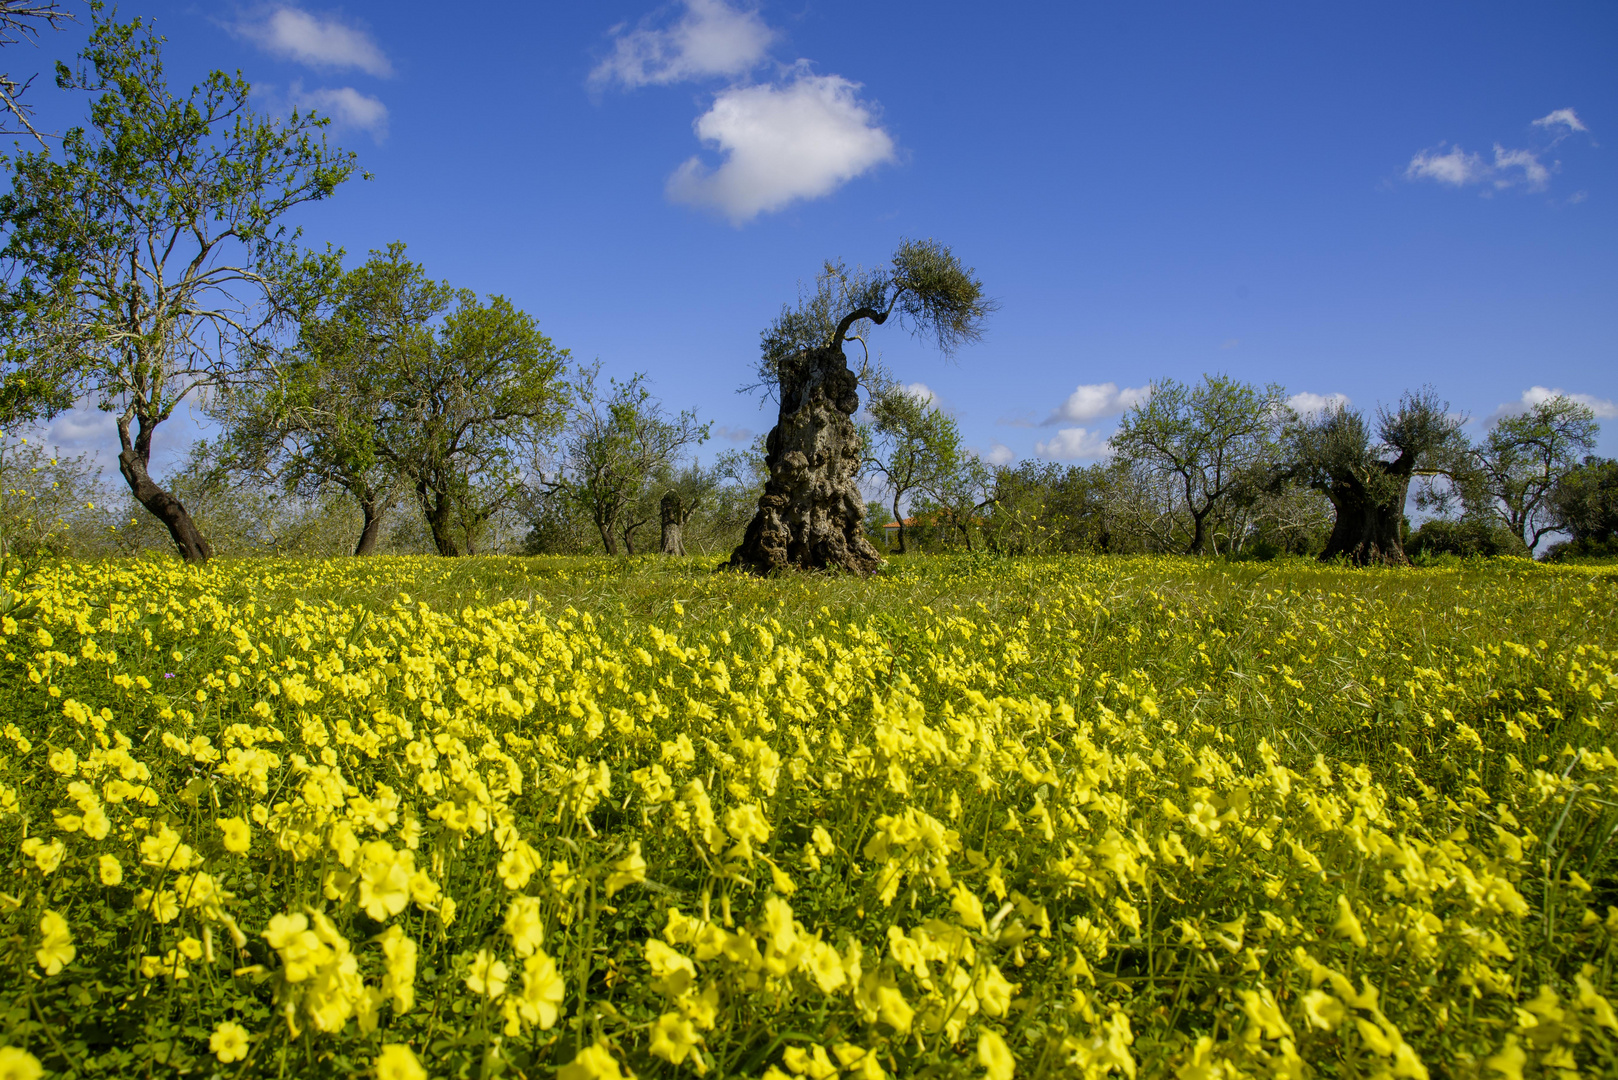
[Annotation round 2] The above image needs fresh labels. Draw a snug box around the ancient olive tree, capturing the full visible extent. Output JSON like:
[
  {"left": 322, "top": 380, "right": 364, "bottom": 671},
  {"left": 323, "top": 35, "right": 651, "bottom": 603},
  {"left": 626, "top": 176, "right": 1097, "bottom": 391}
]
[
  {"left": 1468, "top": 394, "right": 1599, "bottom": 554},
  {"left": 1110, "top": 375, "right": 1288, "bottom": 555},
  {"left": 0, "top": 12, "right": 355, "bottom": 562},
  {"left": 1285, "top": 389, "right": 1464, "bottom": 565},
  {"left": 728, "top": 239, "right": 993, "bottom": 574}
]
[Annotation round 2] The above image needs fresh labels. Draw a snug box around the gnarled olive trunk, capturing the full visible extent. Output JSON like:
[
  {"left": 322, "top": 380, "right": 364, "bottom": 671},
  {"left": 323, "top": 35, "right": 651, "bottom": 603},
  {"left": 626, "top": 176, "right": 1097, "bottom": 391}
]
[
  {"left": 729, "top": 345, "right": 881, "bottom": 575},
  {"left": 1319, "top": 473, "right": 1411, "bottom": 566},
  {"left": 117, "top": 414, "right": 212, "bottom": 564}
]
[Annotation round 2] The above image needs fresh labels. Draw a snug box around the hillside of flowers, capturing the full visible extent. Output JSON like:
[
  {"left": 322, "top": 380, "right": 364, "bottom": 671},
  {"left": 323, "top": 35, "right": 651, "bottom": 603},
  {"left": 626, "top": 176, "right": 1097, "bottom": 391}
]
[{"left": 0, "top": 553, "right": 1615, "bottom": 1079}]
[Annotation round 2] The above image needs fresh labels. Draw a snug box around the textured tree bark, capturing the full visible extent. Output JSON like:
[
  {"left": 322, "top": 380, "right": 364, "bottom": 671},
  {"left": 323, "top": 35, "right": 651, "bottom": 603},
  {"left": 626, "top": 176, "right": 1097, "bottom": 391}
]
[
  {"left": 728, "top": 345, "right": 882, "bottom": 575},
  {"left": 354, "top": 497, "right": 385, "bottom": 556},
  {"left": 660, "top": 491, "right": 685, "bottom": 555},
  {"left": 418, "top": 480, "right": 462, "bottom": 556},
  {"left": 117, "top": 415, "right": 212, "bottom": 564},
  {"left": 1319, "top": 475, "right": 1411, "bottom": 565}
]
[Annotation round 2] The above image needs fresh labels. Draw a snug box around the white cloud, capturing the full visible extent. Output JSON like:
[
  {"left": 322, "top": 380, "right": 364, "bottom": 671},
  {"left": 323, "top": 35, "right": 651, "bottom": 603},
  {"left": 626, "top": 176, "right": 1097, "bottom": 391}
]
[
  {"left": 1043, "top": 381, "right": 1150, "bottom": 425},
  {"left": 667, "top": 69, "right": 894, "bottom": 224},
  {"left": 591, "top": 0, "right": 775, "bottom": 89},
  {"left": 1406, "top": 133, "right": 1562, "bottom": 193},
  {"left": 1034, "top": 427, "right": 1111, "bottom": 461},
  {"left": 1406, "top": 144, "right": 1488, "bottom": 186},
  {"left": 1287, "top": 391, "right": 1351, "bottom": 417},
  {"left": 1495, "top": 386, "right": 1618, "bottom": 421},
  {"left": 1220, "top": 338, "right": 1239, "bottom": 350},
  {"left": 1533, "top": 108, "right": 1587, "bottom": 134},
  {"left": 714, "top": 424, "right": 755, "bottom": 443},
  {"left": 1491, "top": 145, "right": 1550, "bottom": 190},
  {"left": 984, "top": 443, "right": 1015, "bottom": 467},
  {"left": 904, "top": 382, "right": 940, "bottom": 408},
  {"left": 235, "top": 6, "right": 392, "bottom": 77},
  {"left": 292, "top": 84, "right": 388, "bottom": 139}
]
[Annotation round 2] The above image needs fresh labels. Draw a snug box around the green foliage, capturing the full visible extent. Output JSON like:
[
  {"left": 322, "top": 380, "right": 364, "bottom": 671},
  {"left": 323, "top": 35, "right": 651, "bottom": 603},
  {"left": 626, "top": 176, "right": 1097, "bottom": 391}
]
[
  {"left": 754, "top": 239, "right": 994, "bottom": 398},
  {"left": 1464, "top": 396, "right": 1600, "bottom": 553},
  {"left": 1407, "top": 516, "right": 1531, "bottom": 560},
  {"left": 550, "top": 364, "right": 709, "bottom": 555},
  {"left": 1111, "top": 375, "right": 1287, "bottom": 554},
  {"left": 0, "top": 7, "right": 356, "bottom": 557},
  {"left": 863, "top": 382, "right": 962, "bottom": 554}
]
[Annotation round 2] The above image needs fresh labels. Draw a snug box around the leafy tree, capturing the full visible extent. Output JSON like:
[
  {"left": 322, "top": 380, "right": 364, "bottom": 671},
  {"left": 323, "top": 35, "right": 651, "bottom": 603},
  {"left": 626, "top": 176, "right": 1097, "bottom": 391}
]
[
  {"left": 862, "top": 381, "right": 960, "bottom": 554},
  {"left": 0, "top": 11, "right": 355, "bottom": 561},
  {"left": 729, "top": 239, "right": 993, "bottom": 574},
  {"left": 554, "top": 364, "right": 708, "bottom": 555},
  {"left": 390, "top": 291, "right": 568, "bottom": 557},
  {"left": 916, "top": 451, "right": 995, "bottom": 551},
  {"left": 218, "top": 244, "right": 451, "bottom": 555},
  {"left": 1284, "top": 389, "right": 1465, "bottom": 565},
  {"left": 0, "top": 1, "right": 72, "bottom": 144},
  {"left": 1467, "top": 395, "right": 1599, "bottom": 553},
  {"left": 225, "top": 245, "right": 568, "bottom": 557},
  {"left": 1110, "top": 375, "right": 1287, "bottom": 555},
  {"left": 1546, "top": 455, "right": 1618, "bottom": 558},
  {"left": 1406, "top": 517, "right": 1529, "bottom": 560}
]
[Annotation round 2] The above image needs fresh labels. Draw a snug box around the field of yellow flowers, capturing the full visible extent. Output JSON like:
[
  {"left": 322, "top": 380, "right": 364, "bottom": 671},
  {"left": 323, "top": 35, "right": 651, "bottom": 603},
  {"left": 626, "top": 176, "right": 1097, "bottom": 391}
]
[{"left": 1, "top": 553, "right": 1615, "bottom": 1080}]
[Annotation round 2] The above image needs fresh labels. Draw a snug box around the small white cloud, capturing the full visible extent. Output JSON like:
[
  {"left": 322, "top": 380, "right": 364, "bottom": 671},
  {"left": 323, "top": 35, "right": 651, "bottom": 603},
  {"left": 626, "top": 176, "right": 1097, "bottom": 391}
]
[
  {"left": 1407, "top": 142, "right": 1554, "bottom": 193},
  {"left": 1288, "top": 391, "right": 1351, "bottom": 417},
  {"left": 984, "top": 443, "right": 1015, "bottom": 467},
  {"left": 591, "top": 0, "right": 775, "bottom": 90},
  {"left": 667, "top": 69, "right": 894, "bottom": 224},
  {"left": 1490, "top": 144, "right": 1550, "bottom": 190},
  {"left": 1497, "top": 386, "right": 1618, "bottom": 421},
  {"left": 292, "top": 84, "right": 388, "bottom": 139},
  {"left": 1533, "top": 108, "right": 1587, "bottom": 134},
  {"left": 1219, "top": 339, "right": 1239, "bottom": 350},
  {"left": 1043, "top": 381, "right": 1150, "bottom": 425},
  {"left": 904, "top": 382, "right": 939, "bottom": 408},
  {"left": 236, "top": 6, "right": 392, "bottom": 77},
  {"left": 1034, "top": 427, "right": 1111, "bottom": 461},
  {"left": 714, "top": 424, "right": 755, "bottom": 443},
  {"left": 1406, "top": 144, "right": 1489, "bottom": 186}
]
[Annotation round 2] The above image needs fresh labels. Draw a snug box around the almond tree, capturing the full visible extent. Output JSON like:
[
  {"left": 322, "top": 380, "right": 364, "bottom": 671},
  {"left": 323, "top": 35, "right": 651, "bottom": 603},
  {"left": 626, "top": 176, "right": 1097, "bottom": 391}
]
[{"left": 0, "top": 11, "right": 355, "bottom": 561}]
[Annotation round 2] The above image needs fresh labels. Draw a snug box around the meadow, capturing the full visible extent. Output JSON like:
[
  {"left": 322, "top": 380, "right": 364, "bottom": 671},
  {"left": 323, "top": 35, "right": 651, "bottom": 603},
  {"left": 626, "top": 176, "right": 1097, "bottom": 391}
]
[{"left": 0, "top": 552, "right": 1615, "bottom": 1080}]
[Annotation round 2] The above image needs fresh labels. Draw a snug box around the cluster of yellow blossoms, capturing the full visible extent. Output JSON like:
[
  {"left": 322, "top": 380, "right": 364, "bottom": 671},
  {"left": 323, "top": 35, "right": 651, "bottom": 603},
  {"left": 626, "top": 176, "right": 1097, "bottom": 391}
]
[{"left": 0, "top": 554, "right": 1613, "bottom": 1079}]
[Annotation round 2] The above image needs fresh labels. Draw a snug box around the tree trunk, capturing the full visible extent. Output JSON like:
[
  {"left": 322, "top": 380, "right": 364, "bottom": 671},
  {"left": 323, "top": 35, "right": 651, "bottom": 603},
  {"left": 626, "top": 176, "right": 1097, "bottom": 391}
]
[
  {"left": 595, "top": 514, "right": 619, "bottom": 556},
  {"left": 117, "top": 414, "right": 212, "bottom": 564},
  {"left": 418, "top": 480, "right": 462, "bottom": 556},
  {"left": 354, "top": 497, "right": 385, "bottom": 556},
  {"left": 660, "top": 491, "right": 686, "bottom": 555},
  {"left": 728, "top": 345, "right": 882, "bottom": 574},
  {"left": 891, "top": 492, "right": 907, "bottom": 554},
  {"left": 1319, "top": 477, "right": 1410, "bottom": 566}
]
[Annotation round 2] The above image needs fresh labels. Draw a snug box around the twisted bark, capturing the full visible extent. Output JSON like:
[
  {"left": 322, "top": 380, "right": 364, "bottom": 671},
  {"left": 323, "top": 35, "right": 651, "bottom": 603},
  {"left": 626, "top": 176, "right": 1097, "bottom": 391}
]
[{"left": 728, "top": 345, "right": 881, "bottom": 575}]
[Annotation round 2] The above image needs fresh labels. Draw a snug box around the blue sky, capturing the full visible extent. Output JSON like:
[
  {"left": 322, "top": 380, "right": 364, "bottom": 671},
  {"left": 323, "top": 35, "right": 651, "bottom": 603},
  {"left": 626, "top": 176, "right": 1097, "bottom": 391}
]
[{"left": 16, "top": 0, "right": 1618, "bottom": 474}]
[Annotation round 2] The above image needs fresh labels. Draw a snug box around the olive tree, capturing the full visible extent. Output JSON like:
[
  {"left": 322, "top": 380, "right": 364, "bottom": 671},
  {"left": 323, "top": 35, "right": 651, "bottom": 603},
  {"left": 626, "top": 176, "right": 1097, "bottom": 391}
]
[
  {"left": 1285, "top": 389, "right": 1464, "bottom": 565},
  {"left": 0, "top": 11, "right": 355, "bottom": 562},
  {"left": 728, "top": 239, "right": 993, "bottom": 574},
  {"left": 1109, "top": 375, "right": 1288, "bottom": 555}
]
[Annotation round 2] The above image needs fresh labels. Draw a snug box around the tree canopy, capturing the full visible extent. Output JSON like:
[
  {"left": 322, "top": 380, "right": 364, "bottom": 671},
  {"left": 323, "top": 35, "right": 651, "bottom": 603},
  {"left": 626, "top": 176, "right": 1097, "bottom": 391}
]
[{"left": 0, "top": 9, "right": 356, "bottom": 560}]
